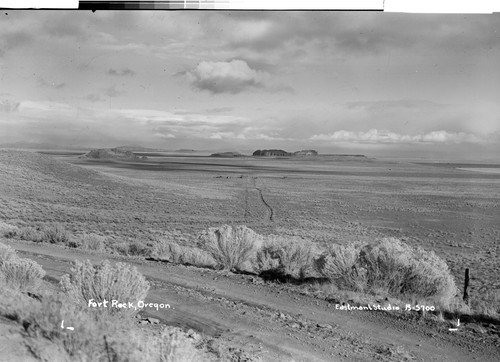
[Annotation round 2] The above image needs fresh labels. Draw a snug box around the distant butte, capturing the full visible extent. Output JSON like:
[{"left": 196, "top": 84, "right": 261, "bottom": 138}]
[
  {"left": 81, "top": 148, "right": 147, "bottom": 160},
  {"left": 252, "top": 149, "right": 318, "bottom": 157}
]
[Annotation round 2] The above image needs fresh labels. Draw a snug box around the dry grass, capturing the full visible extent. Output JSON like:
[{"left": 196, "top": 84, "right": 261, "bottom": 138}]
[
  {"left": 470, "top": 289, "right": 500, "bottom": 318},
  {"left": 197, "top": 225, "right": 263, "bottom": 271},
  {"left": 256, "top": 235, "right": 318, "bottom": 280},
  {"left": 60, "top": 259, "right": 150, "bottom": 317}
]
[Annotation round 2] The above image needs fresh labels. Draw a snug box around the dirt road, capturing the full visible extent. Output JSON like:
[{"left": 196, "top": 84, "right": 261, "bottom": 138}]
[{"left": 5, "top": 239, "right": 500, "bottom": 362}]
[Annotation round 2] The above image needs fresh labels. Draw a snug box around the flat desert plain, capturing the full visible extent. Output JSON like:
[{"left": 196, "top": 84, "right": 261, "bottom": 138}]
[
  {"left": 1, "top": 150, "right": 499, "bottom": 361},
  {"left": 58, "top": 152, "right": 500, "bottom": 291}
]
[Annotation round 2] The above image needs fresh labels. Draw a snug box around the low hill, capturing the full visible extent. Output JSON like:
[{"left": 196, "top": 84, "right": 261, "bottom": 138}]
[
  {"left": 210, "top": 152, "right": 245, "bottom": 158},
  {"left": 114, "top": 145, "right": 167, "bottom": 153},
  {"left": 0, "top": 149, "right": 113, "bottom": 185},
  {"left": 81, "top": 148, "right": 147, "bottom": 160}
]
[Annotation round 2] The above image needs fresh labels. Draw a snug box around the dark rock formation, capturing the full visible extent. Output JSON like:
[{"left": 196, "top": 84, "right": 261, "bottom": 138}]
[
  {"left": 210, "top": 152, "right": 244, "bottom": 158},
  {"left": 252, "top": 149, "right": 291, "bottom": 157}
]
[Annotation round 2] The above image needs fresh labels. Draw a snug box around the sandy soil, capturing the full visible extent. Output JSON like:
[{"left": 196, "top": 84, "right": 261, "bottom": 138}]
[{"left": 3, "top": 239, "right": 499, "bottom": 362}]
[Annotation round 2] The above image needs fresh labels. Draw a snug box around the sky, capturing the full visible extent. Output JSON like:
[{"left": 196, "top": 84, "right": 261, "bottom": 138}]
[{"left": 0, "top": 11, "right": 499, "bottom": 160}]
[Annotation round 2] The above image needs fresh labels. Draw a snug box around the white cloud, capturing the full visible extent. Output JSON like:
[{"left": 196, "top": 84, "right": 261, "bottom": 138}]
[
  {"left": 154, "top": 132, "right": 176, "bottom": 139},
  {"left": 310, "top": 129, "right": 483, "bottom": 144},
  {"left": 185, "top": 59, "right": 269, "bottom": 94}
]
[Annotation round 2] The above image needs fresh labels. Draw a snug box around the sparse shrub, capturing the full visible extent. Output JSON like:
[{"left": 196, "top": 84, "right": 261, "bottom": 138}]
[
  {"left": 60, "top": 259, "right": 150, "bottom": 316},
  {"left": 67, "top": 238, "right": 81, "bottom": 248},
  {"left": 256, "top": 235, "right": 318, "bottom": 280},
  {"left": 0, "top": 248, "right": 46, "bottom": 291},
  {"left": 17, "top": 226, "right": 45, "bottom": 243},
  {"left": 197, "top": 225, "right": 263, "bottom": 271},
  {"left": 129, "top": 327, "right": 202, "bottom": 362},
  {"left": 127, "top": 240, "right": 151, "bottom": 256},
  {"left": 152, "top": 239, "right": 217, "bottom": 268},
  {"left": 0, "top": 242, "right": 17, "bottom": 261},
  {"left": 315, "top": 243, "right": 366, "bottom": 291},
  {"left": 80, "top": 233, "right": 106, "bottom": 251},
  {"left": 42, "top": 223, "right": 70, "bottom": 244},
  {"left": 0, "top": 221, "right": 19, "bottom": 238}
]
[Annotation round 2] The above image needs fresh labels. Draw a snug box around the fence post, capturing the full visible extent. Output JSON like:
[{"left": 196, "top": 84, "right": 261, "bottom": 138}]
[{"left": 463, "top": 268, "right": 470, "bottom": 305}]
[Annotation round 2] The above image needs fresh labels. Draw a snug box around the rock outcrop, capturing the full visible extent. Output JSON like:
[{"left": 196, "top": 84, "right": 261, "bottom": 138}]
[
  {"left": 252, "top": 149, "right": 318, "bottom": 157},
  {"left": 252, "top": 149, "right": 291, "bottom": 157},
  {"left": 210, "top": 152, "right": 245, "bottom": 158}
]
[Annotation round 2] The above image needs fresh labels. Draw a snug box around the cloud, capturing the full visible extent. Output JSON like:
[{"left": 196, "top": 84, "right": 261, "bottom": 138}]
[
  {"left": 154, "top": 132, "right": 176, "bottom": 139},
  {"left": 205, "top": 107, "right": 234, "bottom": 114},
  {"left": 310, "top": 129, "right": 483, "bottom": 144},
  {"left": 103, "top": 85, "right": 126, "bottom": 97},
  {"left": 0, "top": 99, "right": 20, "bottom": 112},
  {"left": 184, "top": 59, "right": 269, "bottom": 94},
  {"left": 108, "top": 68, "right": 135, "bottom": 76}
]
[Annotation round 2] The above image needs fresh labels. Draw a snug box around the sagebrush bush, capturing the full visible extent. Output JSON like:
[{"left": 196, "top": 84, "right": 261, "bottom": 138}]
[
  {"left": 0, "top": 286, "right": 203, "bottom": 362},
  {"left": 314, "top": 238, "right": 457, "bottom": 306},
  {"left": 358, "top": 238, "right": 414, "bottom": 295},
  {"left": 60, "top": 259, "right": 150, "bottom": 316},
  {"left": 42, "top": 223, "right": 70, "bottom": 244},
  {"left": 0, "top": 242, "right": 17, "bottom": 261},
  {"left": 197, "top": 225, "right": 263, "bottom": 271},
  {"left": 152, "top": 239, "right": 217, "bottom": 268},
  {"left": 315, "top": 243, "right": 365, "bottom": 291},
  {"left": 21, "top": 292, "right": 121, "bottom": 360},
  {"left": 127, "top": 240, "right": 151, "bottom": 256},
  {"left": 128, "top": 327, "right": 202, "bottom": 362},
  {"left": 0, "top": 221, "right": 19, "bottom": 238},
  {"left": 17, "top": 226, "right": 45, "bottom": 243},
  {"left": 256, "top": 235, "right": 318, "bottom": 280},
  {"left": 406, "top": 245, "right": 457, "bottom": 305},
  {"left": 359, "top": 238, "right": 457, "bottom": 305},
  {"left": 0, "top": 244, "right": 46, "bottom": 291},
  {"left": 80, "top": 233, "right": 106, "bottom": 251}
]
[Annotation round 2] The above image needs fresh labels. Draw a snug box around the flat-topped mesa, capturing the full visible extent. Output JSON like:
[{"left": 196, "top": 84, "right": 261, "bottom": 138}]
[
  {"left": 252, "top": 149, "right": 318, "bottom": 157},
  {"left": 252, "top": 149, "right": 291, "bottom": 157},
  {"left": 82, "top": 148, "right": 147, "bottom": 160}
]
